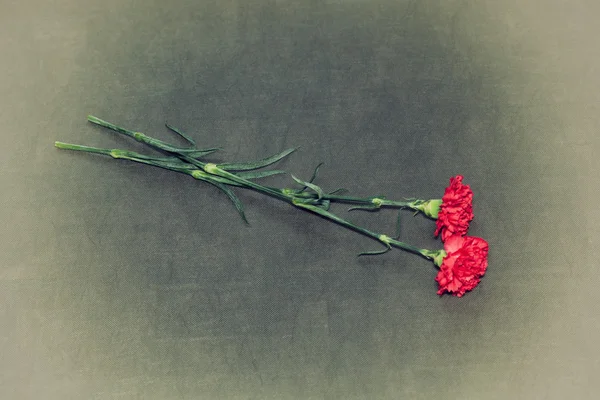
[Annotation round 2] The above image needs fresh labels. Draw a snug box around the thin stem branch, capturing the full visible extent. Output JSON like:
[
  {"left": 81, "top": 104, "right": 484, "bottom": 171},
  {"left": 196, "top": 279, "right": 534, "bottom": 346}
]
[
  {"left": 288, "top": 191, "right": 416, "bottom": 209},
  {"left": 291, "top": 200, "right": 434, "bottom": 262}
]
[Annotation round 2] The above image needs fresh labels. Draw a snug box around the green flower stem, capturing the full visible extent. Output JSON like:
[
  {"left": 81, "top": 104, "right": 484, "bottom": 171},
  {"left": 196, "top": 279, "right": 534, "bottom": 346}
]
[
  {"left": 200, "top": 164, "right": 438, "bottom": 262},
  {"left": 288, "top": 192, "right": 416, "bottom": 208},
  {"left": 278, "top": 190, "right": 443, "bottom": 219},
  {"left": 201, "top": 164, "right": 442, "bottom": 263},
  {"left": 201, "top": 164, "right": 440, "bottom": 261},
  {"left": 291, "top": 199, "right": 436, "bottom": 262}
]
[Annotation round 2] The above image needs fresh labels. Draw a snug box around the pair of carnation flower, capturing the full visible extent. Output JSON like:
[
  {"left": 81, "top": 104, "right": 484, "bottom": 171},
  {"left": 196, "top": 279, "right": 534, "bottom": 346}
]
[
  {"left": 55, "top": 114, "right": 489, "bottom": 297},
  {"left": 428, "top": 176, "right": 489, "bottom": 297}
]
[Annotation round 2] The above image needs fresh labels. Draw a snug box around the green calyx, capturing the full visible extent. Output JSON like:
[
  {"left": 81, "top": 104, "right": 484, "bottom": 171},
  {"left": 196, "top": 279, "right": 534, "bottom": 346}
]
[
  {"left": 413, "top": 199, "right": 442, "bottom": 219},
  {"left": 422, "top": 249, "right": 447, "bottom": 267}
]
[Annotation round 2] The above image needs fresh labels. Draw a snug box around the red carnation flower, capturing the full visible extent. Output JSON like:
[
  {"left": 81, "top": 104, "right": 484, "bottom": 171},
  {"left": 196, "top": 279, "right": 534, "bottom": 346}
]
[
  {"left": 435, "top": 235, "right": 488, "bottom": 297},
  {"left": 434, "top": 175, "right": 474, "bottom": 241}
]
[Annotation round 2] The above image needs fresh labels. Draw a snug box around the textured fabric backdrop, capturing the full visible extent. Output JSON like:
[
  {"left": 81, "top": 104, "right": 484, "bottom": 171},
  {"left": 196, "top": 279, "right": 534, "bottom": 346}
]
[{"left": 1, "top": 0, "right": 598, "bottom": 398}]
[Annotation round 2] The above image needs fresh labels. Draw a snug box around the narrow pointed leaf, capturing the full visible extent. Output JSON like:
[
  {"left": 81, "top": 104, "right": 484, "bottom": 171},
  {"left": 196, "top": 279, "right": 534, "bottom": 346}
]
[
  {"left": 291, "top": 175, "right": 324, "bottom": 199},
  {"left": 208, "top": 176, "right": 245, "bottom": 187},
  {"left": 236, "top": 170, "right": 287, "bottom": 180},
  {"left": 165, "top": 122, "right": 196, "bottom": 146},
  {"left": 189, "top": 170, "right": 244, "bottom": 187},
  {"left": 358, "top": 246, "right": 391, "bottom": 257},
  {"left": 179, "top": 148, "right": 221, "bottom": 157},
  {"left": 87, "top": 115, "right": 137, "bottom": 137},
  {"left": 308, "top": 162, "right": 323, "bottom": 183},
  {"left": 329, "top": 188, "right": 348, "bottom": 195},
  {"left": 288, "top": 162, "right": 324, "bottom": 194},
  {"left": 200, "top": 179, "right": 248, "bottom": 224},
  {"left": 110, "top": 151, "right": 196, "bottom": 167},
  {"left": 218, "top": 148, "right": 296, "bottom": 171},
  {"left": 348, "top": 205, "right": 380, "bottom": 212}
]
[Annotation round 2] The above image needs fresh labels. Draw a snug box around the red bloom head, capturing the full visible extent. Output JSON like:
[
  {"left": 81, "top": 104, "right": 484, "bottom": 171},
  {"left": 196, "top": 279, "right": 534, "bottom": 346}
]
[
  {"left": 435, "top": 235, "right": 489, "bottom": 297},
  {"left": 435, "top": 175, "right": 474, "bottom": 241}
]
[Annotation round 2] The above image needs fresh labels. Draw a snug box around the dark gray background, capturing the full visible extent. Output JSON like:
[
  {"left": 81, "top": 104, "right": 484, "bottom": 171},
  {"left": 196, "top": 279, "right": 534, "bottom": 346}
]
[{"left": 1, "top": 0, "right": 598, "bottom": 398}]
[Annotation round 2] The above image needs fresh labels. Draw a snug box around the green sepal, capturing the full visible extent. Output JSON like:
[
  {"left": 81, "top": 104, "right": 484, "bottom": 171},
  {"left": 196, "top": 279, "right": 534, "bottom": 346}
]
[
  {"left": 217, "top": 148, "right": 296, "bottom": 171},
  {"left": 422, "top": 249, "right": 447, "bottom": 267},
  {"left": 414, "top": 199, "right": 442, "bottom": 219}
]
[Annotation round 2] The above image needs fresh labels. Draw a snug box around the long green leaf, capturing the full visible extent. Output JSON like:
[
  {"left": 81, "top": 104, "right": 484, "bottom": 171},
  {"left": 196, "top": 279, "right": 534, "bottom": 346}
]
[
  {"left": 288, "top": 162, "right": 323, "bottom": 194},
  {"left": 218, "top": 148, "right": 296, "bottom": 171},
  {"left": 199, "top": 178, "right": 248, "bottom": 224},
  {"left": 328, "top": 188, "right": 347, "bottom": 195},
  {"left": 291, "top": 175, "right": 324, "bottom": 199},
  {"left": 236, "top": 170, "right": 286, "bottom": 180},
  {"left": 165, "top": 122, "right": 196, "bottom": 146},
  {"left": 347, "top": 204, "right": 380, "bottom": 212},
  {"left": 179, "top": 148, "right": 221, "bottom": 157}
]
